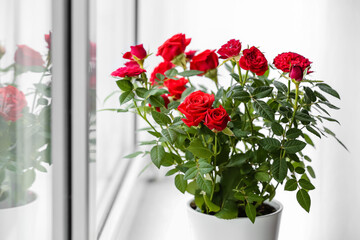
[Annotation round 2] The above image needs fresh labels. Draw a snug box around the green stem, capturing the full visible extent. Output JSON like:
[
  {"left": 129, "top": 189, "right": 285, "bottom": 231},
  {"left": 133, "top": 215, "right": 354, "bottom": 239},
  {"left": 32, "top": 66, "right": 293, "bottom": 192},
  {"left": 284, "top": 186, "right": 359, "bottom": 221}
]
[
  {"left": 288, "top": 82, "right": 300, "bottom": 129},
  {"left": 210, "top": 133, "right": 218, "bottom": 202},
  {"left": 236, "top": 61, "right": 243, "bottom": 85}
]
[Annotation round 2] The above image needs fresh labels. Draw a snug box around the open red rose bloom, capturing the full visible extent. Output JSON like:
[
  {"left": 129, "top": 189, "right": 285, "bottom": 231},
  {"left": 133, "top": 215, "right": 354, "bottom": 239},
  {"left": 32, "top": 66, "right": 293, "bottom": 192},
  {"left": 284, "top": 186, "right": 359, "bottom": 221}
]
[{"left": 0, "top": 85, "right": 27, "bottom": 122}]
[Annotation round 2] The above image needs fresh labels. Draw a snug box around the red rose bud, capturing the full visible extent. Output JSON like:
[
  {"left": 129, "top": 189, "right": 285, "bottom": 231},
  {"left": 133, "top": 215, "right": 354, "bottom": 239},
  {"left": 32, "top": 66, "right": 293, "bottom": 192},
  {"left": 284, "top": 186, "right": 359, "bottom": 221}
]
[
  {"left": 217, "top": 39, "right": 241, "bottom": 59},
  {"left": 190, "top": 50, "right": 219, "bottom": 75},
  {"left": 239, "top": 46, "right": 268, "bottom": 76},
  {"left": 123, "top": 44, "right": 147, "bottom": 60},
  {"left": 273, "top": 52, "right": 312, "bottom": 73},
  {"left": 157, "top": 33, "right": 191, "bottom": 62},
  {"left": 204, "top": 105, "right": 231, "bottom": 131},
  {"left": 185, "top": 50, "right": 197, "bottom": 61},
  {"left": 178, "top": 90, "right": 215, "bottom": 127},
  {"left": 164, "top": 78, "right": 188, "bottom": 100},
  {"left": 289, "top": 65, "right": 303, "bottom": 82},
  {"left": 14, "top": 45, "right": 45, "bottom": 67},
  {"left": 149, "top": 94, "right": 170, "bottom": 112},
  {"left": 150, "top": 61, "right": 174, "bottom": 85},
  {"left": 45, "top": 32, "right": 51, "bottom": 49},
  {"left": 111, "top": 66, "right": 146, "bottom": 78},
  {"left": 0, "top": 45, "right": 5, "bottom": 59},
  {"left": 0, "top": 85, "right": 27, "bottom": 122}
]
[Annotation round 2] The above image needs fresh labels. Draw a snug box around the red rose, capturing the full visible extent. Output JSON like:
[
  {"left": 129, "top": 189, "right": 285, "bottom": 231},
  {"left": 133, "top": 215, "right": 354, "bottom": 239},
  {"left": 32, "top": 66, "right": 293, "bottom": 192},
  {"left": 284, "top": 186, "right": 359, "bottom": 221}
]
[
  {"left": 273, "top": 52, "right": 312, "bottom": 73},
  {"left": 289, "top": 65, "right": 304, "bottom": 82},
  {"left": 190, "top": 50, "right": 219, "bottom": 74},
  {"left": 150, "top": 61, "right": 174, "bottom": 85},
  {"left": 239, "top": 46, "right": 268, "bottom": 76},
  {"left": 185, "top": 50, "right": 197, "bottom": 61},
  {"left": 178, "top": 90, "right": 215, "bottom": 127},
  {"left": 0, "top": 45, "right": 5, "bottom": 59},
  {"left": 204, "top": 105, "right": 231, "bottom": 131},
  {"left": 111, "top": 66, "right": 146, "bottom": 78},
  {"left": 149, "top": 94, "right": 170, "bottom": 112},
  {"left": 123, "top": 44, "right": 147, "bottom": 60},
  {"left": 217, "top": 39, "right": 241, "bottom": 59},
  {"left": 14, "top": 45, "right": 45, "bottom": 67},
  {"left": 164, "top": 78, "right": 188, "bottom": 100},
  {"left": 0, "top": 85, "right": 27, "bottom": 122},
  {"left": 45, "top": 32, "right": 51, "bottom": 49},
  {"left": 125, "top": 61, "right": 139, "bottom": 68},
  {"left": 157, "top": 33, "right": 191, "bottom": 61}
]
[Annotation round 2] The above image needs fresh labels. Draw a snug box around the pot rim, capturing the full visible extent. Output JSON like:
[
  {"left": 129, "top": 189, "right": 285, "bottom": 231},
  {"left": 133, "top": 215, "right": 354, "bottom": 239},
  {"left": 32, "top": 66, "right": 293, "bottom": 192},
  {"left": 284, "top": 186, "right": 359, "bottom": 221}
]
[
  {"left": 187, "top": 198, "right": 283, "bottom": 221},
  {"left": 0, "top": 190, "right": 38, "bottom": 210}
]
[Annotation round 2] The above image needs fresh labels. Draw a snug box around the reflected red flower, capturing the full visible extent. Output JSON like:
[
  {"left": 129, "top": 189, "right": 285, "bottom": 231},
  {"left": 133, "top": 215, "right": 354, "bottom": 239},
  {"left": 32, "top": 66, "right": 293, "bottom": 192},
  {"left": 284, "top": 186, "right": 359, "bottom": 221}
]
[
  {"left": 14, "top": 45, "right": 44, "bottom": 67},
  {"left": 0, "top": 85, "right": 27, "bottom": 122}
]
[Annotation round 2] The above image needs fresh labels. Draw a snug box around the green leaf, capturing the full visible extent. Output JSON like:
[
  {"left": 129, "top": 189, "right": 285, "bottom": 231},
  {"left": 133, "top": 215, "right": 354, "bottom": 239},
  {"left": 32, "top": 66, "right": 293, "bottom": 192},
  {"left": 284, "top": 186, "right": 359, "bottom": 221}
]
[
  {"left": 178, "top": 70, "right": 203, "bottom": 77},
  {"left": 150, "top": 145, "right": 165, "bottom": 168},
  {"left": 299, "top": 179, "right": 315, "bottom": 190},
  {"left": 230, "top": 73, "right": 240, "bottom": 82},
  {"left": 116, "top": 80, "right": 133, "bottom": 91},
  {"left": 271, "top": 122, "right": 284, "bottom": 136},
  {"left": 184, "top": 166, "right": 198, "bottom": 180},
  {"left": 147, "top": 130, "right": 162, "bottom": 138},
  {"left": 222, "top": 127, "right": 234, "bottom": 136},
  {"left": 146, "top": 88, "right": 169, "bottom": 97},
  {"left": 306, "top": 126, "right": 321, "bottom": 138},
  {"left": 227, "top": 153, "right": 250, "bottom": 167},
  {"left": 167, "top": 101, "right": 180, "bottom": 110},
  {"left": 319, "top": 116, "right": 340, "bottom": 125},
  {"left": 296, "top": 189, "right": 311, "bottom": 212},
  {"left": 232, "top": 90, "right": 250, "bottom": 102},
  {"left": 304, "top": 87, "right": 316, "bottom": 102},
  {"left": 156, "top": 73, "right": 165, "bottom": 81},
  {"left": 286, "top": 128, "right": 302, "bottom": 139},
  {"left": 203, "top": 194, "right": 220, "bottom": 212},
  {"left": 196, "top": 174, "right": 213, "bottom": 195},
  {"left": 186, "top": 181, "right": 198, "bottom": 195},
  {"left": 245, "top": 203, "right": 256, "bottom": 223},
  {"left": 272, "top": 158, "right": 287, "bottom": 182},
  {"left": 181, "top": 87, "right": 196, "bottom": 100},
  {"left": 37, "top": 98, "right": 49, "bottom": 106},
  {"left": 165, "top": 168, "right": 178, "bottom": 176},
  {"left": 165, "top": 68, "right": 178, "bottom": 77},
  {"left": 259, "top": 138, "right": 281, "bottom": 152},
  {"left": 123, "top": 151, "right": 143, "bottom": 158},
  {"left": 35, "top": 164, "right": 47, "bottom": 172},
  {"left": 318, "top": 101, "right": 340, "bottom": 110},
  {"left": 274, "top": 80, "right": 287, "bottom": 93},
  {"left": 283, "top": 140, "right": 306, "bottom": 154},
  {"left": 317, "top": 83, "right": 340, "bottom": 99},
  {"left": 23, "top": 169, "right": 36, "bottom": 189},
  {"left": 252, "top": 86, "right": 273, "bottom": 99},
  {"left": 323, "top": 127, "right": 348, "bottom": 151},
  {"left": 187, "top": 139, "right": 213, "bottom": 159},
  {"left": 135, "top": 88, "right": 147, "bottom": 98},
  {"left": 215, "top": 200, "right": 238, "bottom": 219},
  {"left": 119, "top": 91, "right": 134, "bottom": 105},
  {"left": 307, "top": 166, "right": 316, "bottom": 178},
  {"left": 253, "top": 100, "right": 275, "bottom": 121},
  {"left": 152, "top": 111, "right": 171, "bottom": 125},
  {"left": 255, "top": 172, "right": 270, "bottom": 182},
  {"left": 175, "top": 174, "right": 187, "bottom": 193},
  {"left": 161, "top": 128, "right": 177, "bottom": 143},
  {"left": 302, "top": 134, "right": 314, "bottom": 147},
  {"left": 149, "top": 95, "right": 165, "bottom": 107},
  {"left": 295, "top": 112, "right": 315, "bottom": 122},
  {"left": 198, "top": 159, "right": 214, "bottom": 174},
  {"left": 284, "top": 179, "right": 298, "bottom": 191}
]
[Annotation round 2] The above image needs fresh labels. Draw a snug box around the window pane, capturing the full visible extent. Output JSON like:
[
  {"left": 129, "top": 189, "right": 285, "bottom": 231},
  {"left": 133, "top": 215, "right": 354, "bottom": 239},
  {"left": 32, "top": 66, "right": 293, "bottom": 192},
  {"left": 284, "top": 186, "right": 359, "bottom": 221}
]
[{"left": 0, "top": 1, "right": 52, "bottom": 239}]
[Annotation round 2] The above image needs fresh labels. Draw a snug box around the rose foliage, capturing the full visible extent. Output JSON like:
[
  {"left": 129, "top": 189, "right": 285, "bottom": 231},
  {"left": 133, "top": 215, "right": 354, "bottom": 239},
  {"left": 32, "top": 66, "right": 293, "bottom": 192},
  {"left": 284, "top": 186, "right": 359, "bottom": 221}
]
[{"left": 109, "top": 34, "right": 345, "bottom": 223}]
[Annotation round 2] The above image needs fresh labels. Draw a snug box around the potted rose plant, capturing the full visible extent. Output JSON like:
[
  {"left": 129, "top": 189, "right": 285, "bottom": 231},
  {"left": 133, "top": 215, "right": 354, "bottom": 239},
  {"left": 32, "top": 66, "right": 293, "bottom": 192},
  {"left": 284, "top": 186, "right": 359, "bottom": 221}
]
[
  {"left": 0, "top": 35, "right": 52, "bottom": 237},
  {"left": 109, "top": 34, "right": 345, "bottom": 240}
]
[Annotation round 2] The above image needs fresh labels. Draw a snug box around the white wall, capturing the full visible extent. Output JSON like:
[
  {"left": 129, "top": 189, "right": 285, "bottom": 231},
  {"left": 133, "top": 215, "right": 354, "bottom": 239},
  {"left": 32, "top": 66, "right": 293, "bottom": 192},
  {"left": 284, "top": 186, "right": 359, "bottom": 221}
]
[{"left": 138, "top": 0, "right": 360, "bottom": 239}]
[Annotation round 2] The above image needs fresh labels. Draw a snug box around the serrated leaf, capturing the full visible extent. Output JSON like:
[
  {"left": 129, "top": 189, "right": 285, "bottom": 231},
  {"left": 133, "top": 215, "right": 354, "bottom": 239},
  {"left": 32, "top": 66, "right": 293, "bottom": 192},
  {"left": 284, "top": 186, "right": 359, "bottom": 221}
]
[
  {"left": 232, "top": 90, "right": 250, "bottom": 102},
  {"left": 295, "top": 112, "right": 315, "bottom": 122},
  {"left": 196, "top": 174, "right": 213, "bottom": 195},
  {"left": 165, "top": 168, "right": 178, "bottom": 176},
  {"left": 299, "top": 179, "right": 315, "bottom": 190},
  {"left": 149, "top": 95, "right": 165, "bottom": 107},
  {"left": 198, "top": 159, "right": 214, "bottom": 174},
  {"left": 304, "top": 87, "right": 316, "bottom": 102},
  {"left": 215, "top": 200, "right": 238, "bottom": 219},
  {"left": 255, "top": 172, "right": 270, "bottom": 181},
  {"left": 319, "top": 116, "right": 340, "bottom": 125},
  {"left": 165, "top": 68, "right": 178, "bottom": 77},
  {"left": 203, "top": 194, "right": 220, "bottom": 212},
  {"left": 135, "top": 88, "right": 148, "bottom": 98},
  {"left": 146, "top": 88, "right": 169, "bottom": 97},
  {"left": 187, "top": 139, "right": 213, "bottom": 159},
  {"left": 318, "top": 101, "right": 340, "bottom": 110},
  {"left": 181, "top": 87, "right": 196, "bottom": 100},
  {"left": 167, "top": 101, "right": 180, "bottom": 110},
  {"left": 317, "top": 83, "right": 340, "bottom": 99},
  {"left": 245, "top": 203, "right": 256, "bottom": 223},
  {"left": 307, "top": 166, "right": 316, "bottom": 178},
  {"left": 178, "top": 70, "right": 203, "bottom": 77},
  {"left": 184, "top": 166, "right": 198, "bottom": 180},
  {"left": 150, "top": 145, "right": 165, "bottom": 168},
  {"left": 227, "top": 153, "right": 251, "bottom": 167},
  {"left": 116, "top": 80, "right": 133, "bottom": 91},
  {"left": 124, "top": 151, "right": 143, "bottom": 158},
  {"left": 286, "top": 128, "right": 302, "bottom": 139},
  {"left": 284, "top": 179, "right": 298, "bottom": 191},
  {"left": 147, "top": 130, "right": 162, "bottom": 138},
  {"left": 156, "top": 73, "right": 165, "bottom": 81},
  {"left": 161, "top": 128, "right": 177, "bottom": 143},
  {"left": 274, "top": 80, "right": 288, "bottom": 93},
  {"left": 297, "top": 189, "right": 311, "bottom": 212},
  {"left": 175, "top": 174, "right": 187, "bottom": 193},
  {"left": 253, "top": 100, "right": 275, "bottom": 121},
  {"left": 139, "top": 140, "right": 157, "bottom": 146},
  {"left": 152, "top": 111, "right": 171, "bottom": 126},
  {"left": 271, "top": 122, "right": 284, "bottom": 136},
  {"left": 119, "top": 91, "right": 134, "bottom": 105},
  {"left": 283, "top": 140, "right": 306, "bottom": 154},
  {"left": 306, "top": 126, "right": 321, "bottom": 138},
  {"left": 253, "top": 86, "right": 273, "bottom": 99},
  {"left": 259, "top": 138, "right": 281, "bottom": 152},
  {"left": 272, "top": 158, "right": 287, "bottom": 182}
]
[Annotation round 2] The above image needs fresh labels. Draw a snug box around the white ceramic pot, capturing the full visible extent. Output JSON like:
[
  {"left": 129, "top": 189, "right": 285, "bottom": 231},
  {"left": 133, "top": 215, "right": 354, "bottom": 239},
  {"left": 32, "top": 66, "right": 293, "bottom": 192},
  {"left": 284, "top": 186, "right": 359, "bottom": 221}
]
[
  {"left": 0, "top": 191, "right": 38, "bottom": 240},
  {"left": 187, "top": 199, "right": 283, "bottom": 240}
]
